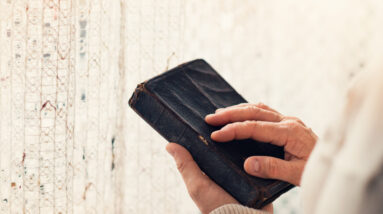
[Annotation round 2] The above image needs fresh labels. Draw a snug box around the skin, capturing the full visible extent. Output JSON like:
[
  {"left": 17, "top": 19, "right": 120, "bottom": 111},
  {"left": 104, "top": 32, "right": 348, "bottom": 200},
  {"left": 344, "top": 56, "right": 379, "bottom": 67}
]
[{"left": 166, "top": 103, "right": 317, "bottom": 214}]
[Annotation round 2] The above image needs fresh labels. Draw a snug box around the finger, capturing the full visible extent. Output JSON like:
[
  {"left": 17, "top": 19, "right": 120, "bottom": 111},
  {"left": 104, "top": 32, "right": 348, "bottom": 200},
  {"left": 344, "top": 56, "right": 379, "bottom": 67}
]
[
  {"left": 211, "top": 121, "right": 288, "bottom": 147},
  {"left": 215, "top": 103, "right": 281, "bottom": 114},
  {"left": 211, "top": 121, "right": 314, "bottom": 158},
  {"left": 254, "top": 102, "right": 280, "bottom": 114},
  {"left": 166, "top": 143, "right": 210, "bottom": 189},
  {"left": 205, "top": 106, "right": 282, "bottom": 126},
  {"left": 244, "top": 156, "right": 304, "bottom": 186},
  {"left": 214, "top": 103, "right": 252, "bottom": 113},
  {"left": 262, "top": 203, "right": 273, "bottom": 213},
  {"left": 283, "top": 116, "right": 306, "bottom": 126}
]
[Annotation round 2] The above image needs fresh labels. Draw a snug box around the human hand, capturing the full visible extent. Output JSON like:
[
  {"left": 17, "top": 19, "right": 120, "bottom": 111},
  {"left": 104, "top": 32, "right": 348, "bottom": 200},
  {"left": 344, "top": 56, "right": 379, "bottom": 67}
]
[
  {"left": 166, "top": 143, "right": 273, "bottom": 214},
  {"left": 205, "top": 103, "right": 318, "bottom": 186}
]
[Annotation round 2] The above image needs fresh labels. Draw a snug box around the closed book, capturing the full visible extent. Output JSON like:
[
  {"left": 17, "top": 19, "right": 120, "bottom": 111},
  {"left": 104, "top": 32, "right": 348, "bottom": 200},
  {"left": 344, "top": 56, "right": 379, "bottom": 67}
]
[{"left": 129, "top": 59, "right": 294, "bottom": 208}]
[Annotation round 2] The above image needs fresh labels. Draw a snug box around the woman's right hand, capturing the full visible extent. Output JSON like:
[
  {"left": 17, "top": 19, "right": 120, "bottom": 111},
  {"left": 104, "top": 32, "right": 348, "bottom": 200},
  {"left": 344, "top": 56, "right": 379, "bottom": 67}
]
[{"left": 205, "top": 103, "right": 318, "bottom": 186}]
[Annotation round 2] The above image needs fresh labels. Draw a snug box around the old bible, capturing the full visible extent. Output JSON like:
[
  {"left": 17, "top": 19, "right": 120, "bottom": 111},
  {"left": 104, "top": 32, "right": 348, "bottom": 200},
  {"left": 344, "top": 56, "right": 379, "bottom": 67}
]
[{"left": 129, "top": 59, "right": 294, "bottom": 208}]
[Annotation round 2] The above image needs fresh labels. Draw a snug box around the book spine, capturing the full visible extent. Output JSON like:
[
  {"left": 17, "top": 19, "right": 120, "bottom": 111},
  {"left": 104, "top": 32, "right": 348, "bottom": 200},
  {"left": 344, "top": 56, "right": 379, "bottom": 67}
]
[{"left": 129, "top": 84, "right": 263, "bottom": 208}]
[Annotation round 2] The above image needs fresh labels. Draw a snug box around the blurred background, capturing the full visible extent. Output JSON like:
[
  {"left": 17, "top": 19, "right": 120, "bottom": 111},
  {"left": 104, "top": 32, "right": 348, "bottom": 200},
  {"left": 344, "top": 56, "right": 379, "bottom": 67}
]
[{"left": 1, "top": 0, "right": 382, "bottom": 213}]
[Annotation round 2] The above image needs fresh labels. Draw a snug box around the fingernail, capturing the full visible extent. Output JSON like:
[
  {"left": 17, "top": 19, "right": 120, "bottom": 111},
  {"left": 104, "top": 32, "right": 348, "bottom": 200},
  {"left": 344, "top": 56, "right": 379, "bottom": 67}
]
[
  {"left": 252, "top": 160, "right": 260, "bottom": 172},
  {"left": 215, "top": 108, "right": 224, "bottom": 113},
  {"left": 205, "top": 114, "right": 214, "bottom": 119},
  {"left": 211, "top": 130, "right": 219, "bottom": 138}
]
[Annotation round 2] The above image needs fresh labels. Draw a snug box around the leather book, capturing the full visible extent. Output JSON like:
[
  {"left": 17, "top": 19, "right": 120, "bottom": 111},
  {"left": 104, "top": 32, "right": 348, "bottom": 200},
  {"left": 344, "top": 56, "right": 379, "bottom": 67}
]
[{"left": 129, "top": 59, "right": 294, "bottom": 208}]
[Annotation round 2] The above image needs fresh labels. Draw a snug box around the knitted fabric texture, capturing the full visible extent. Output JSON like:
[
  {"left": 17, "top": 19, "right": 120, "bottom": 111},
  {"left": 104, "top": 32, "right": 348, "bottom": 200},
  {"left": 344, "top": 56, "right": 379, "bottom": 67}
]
[{"left": 210, "top": 204, "right": 269, "bottom": 214}]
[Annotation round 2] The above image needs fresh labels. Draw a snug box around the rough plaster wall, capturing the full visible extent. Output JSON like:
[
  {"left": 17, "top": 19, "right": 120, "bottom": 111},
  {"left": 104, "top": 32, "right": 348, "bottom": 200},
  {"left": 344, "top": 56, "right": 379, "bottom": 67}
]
[
  {"left": 0, "top": 0, "right": 124, "bottom": 213},
  {"left": 0, "top": 0, "right": 185, "bottom": 213}
]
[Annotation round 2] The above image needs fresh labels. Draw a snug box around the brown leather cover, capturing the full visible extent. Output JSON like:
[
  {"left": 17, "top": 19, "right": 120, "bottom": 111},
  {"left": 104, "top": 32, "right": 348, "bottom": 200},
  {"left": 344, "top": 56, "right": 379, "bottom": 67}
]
[{"left": 129, "top": 59, "right": 294, "bottom": 208}]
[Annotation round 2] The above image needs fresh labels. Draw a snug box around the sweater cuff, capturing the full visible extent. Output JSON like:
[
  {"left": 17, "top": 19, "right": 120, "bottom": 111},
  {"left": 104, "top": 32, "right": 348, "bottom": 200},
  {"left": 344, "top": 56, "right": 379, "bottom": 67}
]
[{"left": 210, "top": 204, "right": 269, "bottom": 214}]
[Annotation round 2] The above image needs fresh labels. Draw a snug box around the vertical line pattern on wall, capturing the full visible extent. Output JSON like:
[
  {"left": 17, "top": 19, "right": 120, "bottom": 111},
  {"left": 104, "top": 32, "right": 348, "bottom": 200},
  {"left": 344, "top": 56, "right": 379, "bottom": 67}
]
[{"left": 0, "top": 0, "right": 186, "bottom": 213}]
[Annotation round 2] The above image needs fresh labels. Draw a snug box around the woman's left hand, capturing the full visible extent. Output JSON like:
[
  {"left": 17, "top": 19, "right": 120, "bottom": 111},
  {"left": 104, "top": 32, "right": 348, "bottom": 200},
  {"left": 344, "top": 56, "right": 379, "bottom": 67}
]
[{"left": 166, "top": 143, "right": 273, "bottom": 214}]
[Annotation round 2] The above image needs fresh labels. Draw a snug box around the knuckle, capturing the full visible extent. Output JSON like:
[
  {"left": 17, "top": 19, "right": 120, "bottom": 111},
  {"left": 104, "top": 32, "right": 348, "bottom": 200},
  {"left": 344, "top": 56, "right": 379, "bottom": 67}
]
[
  {"left": 235, "top": 103, "right": 248, "bottom": 108},
  {"left": 235, "top": 121, "right": 246, "bottom": 134},
  {"left": 309, "top": 128, "right": 318, "bottom": 141},
  {"left": 222, "top": 109, "right": 232, "bottom": 117},
  {"left": 248, "top": 105, "right": 261, "bottom": 115},
  {"left": 188, "top": 186, "right": 201, "bottom": 200},
  {"left": 176, "top": 160, "right": 186, "bottom": 174},
  {"left": 286, "top": 121, "right": 302, "bottom": 133},
  {"left": 264, "top": 158, "right": 278, "bottom": 177},
  {"left": 284, "top": 116, "right": 305, "bottom": 126},
  {"left": 226, "top": 123, "right": 237, "bottom": 130},
  {"left": 256, "top": 102, "right": 267, "bottom": 108},
  {"left": 176, "top": 159, "right": 191, "bottom": 174},
  {"left": 242, "top": 120, "right": 252, "bottom": 126},
  {"left": 243, "top": 120, "right": 257, "bottom": 129},
  {"left": 188, "top": 179, "right": 209, "bottom": 200},
  {"left": 291, "top": 117, "right": 305, "bottom": 126}
]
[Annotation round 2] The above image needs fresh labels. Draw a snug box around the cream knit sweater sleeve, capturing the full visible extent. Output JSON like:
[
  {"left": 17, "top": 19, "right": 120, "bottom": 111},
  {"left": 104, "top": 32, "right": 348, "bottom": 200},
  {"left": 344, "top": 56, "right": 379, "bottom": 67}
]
[
  {"left": 301, "top": 68, "right": 383, "bottom": 214},
  {"left": 210, "top": 204, "right": 269, "bottom": 214}
]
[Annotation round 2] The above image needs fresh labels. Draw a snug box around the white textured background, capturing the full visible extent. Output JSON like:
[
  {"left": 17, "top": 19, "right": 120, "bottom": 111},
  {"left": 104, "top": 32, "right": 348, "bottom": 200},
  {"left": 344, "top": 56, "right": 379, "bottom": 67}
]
[{"left": 1, "top": 0, "right": 383, "bottom": 213}]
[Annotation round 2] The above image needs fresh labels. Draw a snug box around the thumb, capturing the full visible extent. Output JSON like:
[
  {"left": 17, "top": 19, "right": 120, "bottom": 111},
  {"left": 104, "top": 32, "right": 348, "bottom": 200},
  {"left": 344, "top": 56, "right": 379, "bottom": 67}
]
[
  {"left": 166, "top": 143, "right": 208, "bottom": 188},
  {"left": 244, "top": 156, "right": 303, "bottom": 186}
]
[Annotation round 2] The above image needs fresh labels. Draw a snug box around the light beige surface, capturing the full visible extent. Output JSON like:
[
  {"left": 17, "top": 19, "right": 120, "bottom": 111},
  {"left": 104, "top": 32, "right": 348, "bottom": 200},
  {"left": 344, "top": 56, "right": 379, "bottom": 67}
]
[{"left": 0, "top": 0, "right": 382, "bottom": 213}]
